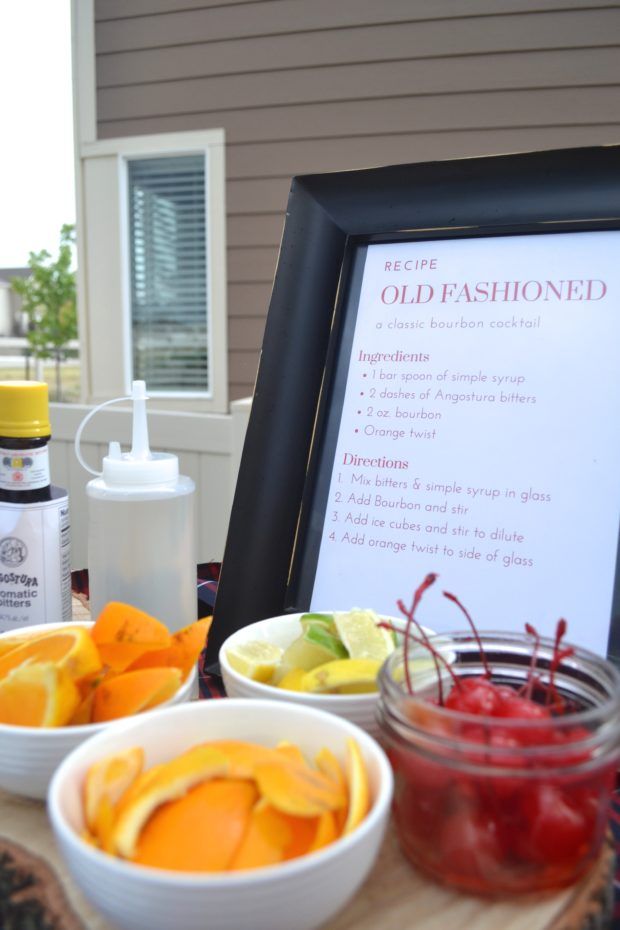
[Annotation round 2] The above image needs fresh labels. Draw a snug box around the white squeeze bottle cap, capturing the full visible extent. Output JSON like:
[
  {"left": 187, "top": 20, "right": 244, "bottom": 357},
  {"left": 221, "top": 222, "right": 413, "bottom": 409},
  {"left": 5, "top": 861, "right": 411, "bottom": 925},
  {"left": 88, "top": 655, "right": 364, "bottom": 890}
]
[{"left": 75, "top": 380, "right": 179, "bottom": 485}]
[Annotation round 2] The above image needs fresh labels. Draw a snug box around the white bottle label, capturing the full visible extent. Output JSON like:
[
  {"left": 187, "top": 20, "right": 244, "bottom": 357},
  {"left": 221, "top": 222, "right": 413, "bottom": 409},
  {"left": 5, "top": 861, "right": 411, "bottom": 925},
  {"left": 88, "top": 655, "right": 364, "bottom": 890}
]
[
  {"left": 0, "top": 491, "right": 71, "bottom": 631},
  {"left": 0, "top": 446, "right": 50, "bottom": 491}
]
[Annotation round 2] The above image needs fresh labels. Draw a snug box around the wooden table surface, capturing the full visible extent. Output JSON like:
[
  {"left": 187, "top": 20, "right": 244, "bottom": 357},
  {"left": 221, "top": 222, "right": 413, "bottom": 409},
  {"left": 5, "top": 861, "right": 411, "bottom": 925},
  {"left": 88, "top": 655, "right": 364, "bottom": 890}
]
[{"left": 0, "top": 786, "right": 613, "bottom": 930}]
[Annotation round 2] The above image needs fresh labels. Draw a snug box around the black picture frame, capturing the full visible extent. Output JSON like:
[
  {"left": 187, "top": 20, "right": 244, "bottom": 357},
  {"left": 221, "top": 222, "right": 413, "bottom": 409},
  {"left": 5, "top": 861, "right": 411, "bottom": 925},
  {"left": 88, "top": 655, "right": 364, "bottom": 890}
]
[{"left": 206, "top": 144, "right": 620, "bottom": 666}]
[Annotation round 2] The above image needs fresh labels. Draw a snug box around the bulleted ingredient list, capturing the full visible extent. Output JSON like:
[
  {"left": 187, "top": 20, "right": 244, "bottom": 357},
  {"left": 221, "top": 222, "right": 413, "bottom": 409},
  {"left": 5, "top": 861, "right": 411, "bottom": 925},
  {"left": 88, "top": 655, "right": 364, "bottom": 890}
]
[{"left": 310, "top": 231, "right": 620, "bottom": 654}]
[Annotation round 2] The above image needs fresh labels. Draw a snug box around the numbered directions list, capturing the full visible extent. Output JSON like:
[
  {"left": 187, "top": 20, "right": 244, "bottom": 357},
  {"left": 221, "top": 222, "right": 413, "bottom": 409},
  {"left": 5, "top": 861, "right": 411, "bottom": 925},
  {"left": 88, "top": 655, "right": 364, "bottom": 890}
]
[{"left": 310, "top": 232, "right": 620, "bottom": 654}]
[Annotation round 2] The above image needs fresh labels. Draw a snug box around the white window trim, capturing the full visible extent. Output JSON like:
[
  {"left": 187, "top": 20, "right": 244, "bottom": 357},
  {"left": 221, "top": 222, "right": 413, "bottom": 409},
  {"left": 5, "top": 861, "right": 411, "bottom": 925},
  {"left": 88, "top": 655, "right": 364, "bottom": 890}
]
[{"left": 79, "top": 132, "right": 228, "bottom": 413}]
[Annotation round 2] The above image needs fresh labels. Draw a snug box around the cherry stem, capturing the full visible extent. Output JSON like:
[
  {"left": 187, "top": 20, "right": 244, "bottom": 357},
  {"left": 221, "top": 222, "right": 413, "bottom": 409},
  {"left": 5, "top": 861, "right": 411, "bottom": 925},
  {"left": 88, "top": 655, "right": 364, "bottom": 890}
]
[
  {"left": 547, "top": 619, "right": 569, "bottom": 708},
  {"left": 398, "top": 573, "right": 438, "bottom": 700},
  {"left": 442, "top": 590, "right": 492, "bottom": 679},
  {"left": 379, "top": 620, "right": 460, "bottom": 702},
  {"left": 522, "top": 622, "right": 540, "bottom": 700}
]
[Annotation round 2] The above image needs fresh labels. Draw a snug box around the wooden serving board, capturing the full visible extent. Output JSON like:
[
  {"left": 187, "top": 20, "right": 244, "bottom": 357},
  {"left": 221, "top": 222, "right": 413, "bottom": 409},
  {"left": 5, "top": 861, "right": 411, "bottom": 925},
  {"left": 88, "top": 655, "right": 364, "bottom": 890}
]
[{"left": 0, "top": 786, "right": 613, "bottom": 930}]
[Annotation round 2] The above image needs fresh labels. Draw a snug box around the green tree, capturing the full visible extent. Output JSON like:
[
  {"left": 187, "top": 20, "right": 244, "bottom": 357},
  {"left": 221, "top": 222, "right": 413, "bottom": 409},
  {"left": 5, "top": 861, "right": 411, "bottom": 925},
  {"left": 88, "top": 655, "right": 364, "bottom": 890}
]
[{"left": 11, "top": 224, "right": 78, "bottom": 401}]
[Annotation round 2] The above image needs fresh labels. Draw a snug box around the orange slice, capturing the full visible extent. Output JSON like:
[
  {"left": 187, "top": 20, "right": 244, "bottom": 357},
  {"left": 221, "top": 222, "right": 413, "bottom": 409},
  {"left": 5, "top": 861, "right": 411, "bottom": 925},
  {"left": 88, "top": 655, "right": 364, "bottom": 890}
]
[
  {"left": 91, "top": 667, "right": 182, "bottom": 723},
  {"left": 112, "top": 744, "right": 229, "bottom": 858},
  {"left": 0, "top": 627, "right": 102, "bottom": 682},
  {"left": 133, "top": 778, "right": 257, "bottom": 871},
  {"left": 229, "top": 799, "right": 293, "bottom": 870},
  {"left": 342, "top": 738, "right": 370, "bottom": 835},
  {"left": 0, "top": 662, "right": 79, "bottom": 727},
  {"left": 84, "top": 747, "right": 145, "bottom": 835},
  {"left": 275, "top": 741, "right": 307, "bottom": 767},
  {"left": 207, "top": 740, "right": 284, "bottom": 779},
  {"left": 253, "top": 759, "right": 347, "bottom": 817},
  {"left": 91, "top": 602, "right": 171, "bottom": 672},
  {"left": 309, "top": 810, "right": 339, "bottom": 852}
]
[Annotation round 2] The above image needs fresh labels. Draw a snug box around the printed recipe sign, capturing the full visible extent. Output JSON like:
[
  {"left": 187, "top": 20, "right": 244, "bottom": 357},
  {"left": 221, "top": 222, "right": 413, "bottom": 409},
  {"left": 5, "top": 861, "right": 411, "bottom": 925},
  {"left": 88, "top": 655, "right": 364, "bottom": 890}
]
[{"left": 309, "top": 230, "right": 620, "bottom": 655}]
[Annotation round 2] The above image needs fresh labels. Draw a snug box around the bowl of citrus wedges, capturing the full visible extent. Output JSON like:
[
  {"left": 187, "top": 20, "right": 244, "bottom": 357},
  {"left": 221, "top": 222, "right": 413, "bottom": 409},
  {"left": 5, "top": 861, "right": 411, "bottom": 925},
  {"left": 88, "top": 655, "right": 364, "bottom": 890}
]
[
  {"left": 48, "top": 697, "right": 393, "bottom": 930},
  {"left": 219, "top": 609, "right": 436, "bottom": 736},
  {"left": 0, "top": 602, "right": 210, "bottom": 799}
]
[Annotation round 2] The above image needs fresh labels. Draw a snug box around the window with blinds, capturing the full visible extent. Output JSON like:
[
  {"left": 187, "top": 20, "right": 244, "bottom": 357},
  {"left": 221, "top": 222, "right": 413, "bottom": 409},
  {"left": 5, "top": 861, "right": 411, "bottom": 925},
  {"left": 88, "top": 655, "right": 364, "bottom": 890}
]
[{"left": 127, "top": 154, "right": 209, "bottom": 393}]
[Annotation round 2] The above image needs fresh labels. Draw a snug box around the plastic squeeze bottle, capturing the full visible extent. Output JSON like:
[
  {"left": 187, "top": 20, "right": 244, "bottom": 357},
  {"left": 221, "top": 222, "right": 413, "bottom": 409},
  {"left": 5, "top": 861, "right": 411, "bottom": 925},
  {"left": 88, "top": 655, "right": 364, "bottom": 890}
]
[
  {"left": 0, "top": 381, "right": 71, "bottom": 631},
  {"left": 75, "top": 381, "right": 196, "bottom": 632}
]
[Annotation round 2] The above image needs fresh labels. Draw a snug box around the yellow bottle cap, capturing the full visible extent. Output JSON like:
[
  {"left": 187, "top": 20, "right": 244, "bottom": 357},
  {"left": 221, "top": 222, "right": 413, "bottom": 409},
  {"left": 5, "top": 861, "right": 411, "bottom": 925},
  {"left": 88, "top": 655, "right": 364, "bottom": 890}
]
[{"left": 0, "top": 381, "right": 51, "bottom": 438}]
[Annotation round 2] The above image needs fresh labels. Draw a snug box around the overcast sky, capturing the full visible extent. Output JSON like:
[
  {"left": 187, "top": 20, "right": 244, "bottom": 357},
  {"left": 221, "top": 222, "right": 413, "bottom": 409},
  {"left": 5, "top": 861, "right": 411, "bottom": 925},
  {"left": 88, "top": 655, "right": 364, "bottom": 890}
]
[{"left": 0, "top": 0, "right": 76, "bottom": 268}]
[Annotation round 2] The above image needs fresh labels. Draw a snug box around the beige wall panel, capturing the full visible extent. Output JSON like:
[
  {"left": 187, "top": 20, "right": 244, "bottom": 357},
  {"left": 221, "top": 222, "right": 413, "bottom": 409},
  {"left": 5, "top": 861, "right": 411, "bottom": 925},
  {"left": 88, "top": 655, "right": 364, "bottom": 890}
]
[
  {"left": 227, "top": 178, "right": 292, "bottom": 215},
  {"left": 96, "top": 9, "right": 620, "bottom": 87},
  {"left": 226, "top": 125, "right": 620, "bottom": 180},
  {"left": 228, "top": 246, "right": 278, "bottom": 283},
  {"left": 227, "top": 214, "right": 284, "bottom": 248},
  {"left": 228, "top": 350, "right": 261, "bottom": 388},
  {"left": 97, "top": 48, "right": 620, "bottom": 122},
  {"left": 96, "top": 0, "right": 255, "bottom": 20},
  {"left": 228, "top": 316, "right": 267, "bottom": 351},
  {"left": 228, "top": 282, "right": 274, "bottom": 319},
  {"left": 95, "top": 0, "right": 620, "bottom": 52},
  {"left": 230, "top": 382, "right": 254, "bottom": 403},
  {"left": 97, "top": 84, "right": 620, "bottom": 141}
]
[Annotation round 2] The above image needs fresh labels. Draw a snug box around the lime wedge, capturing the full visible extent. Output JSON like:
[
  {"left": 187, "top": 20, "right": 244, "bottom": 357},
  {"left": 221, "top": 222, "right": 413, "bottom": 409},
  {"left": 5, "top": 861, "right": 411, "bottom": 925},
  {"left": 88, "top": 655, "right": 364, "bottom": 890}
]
[
  {"left": 282, "top": 623, "right": 347, "bottom": 671},
  {"left": 333, "top": 609, "right": 395, "bottom": 663},
  {"left": 299, "top": 612, "right": 336, "bottom": 633},
  {"left": 226, "top": 641, "right": 284, "bottom": 683}
]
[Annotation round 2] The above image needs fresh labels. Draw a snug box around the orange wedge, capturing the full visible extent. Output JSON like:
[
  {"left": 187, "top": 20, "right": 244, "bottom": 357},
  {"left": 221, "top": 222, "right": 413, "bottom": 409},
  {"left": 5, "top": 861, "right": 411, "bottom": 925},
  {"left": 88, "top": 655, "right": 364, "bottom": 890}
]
[
  {"left": 91, "top": 602, "right": 171, "bottom": 672},
  {"left": 0, "top": 626, "right": 102, "bottom": 682},
  {"left": 0, "top": 635, "right": 29, "bottom": 658},
  {"left": 342, "top": 738, "right": 370, "bottom": 835},
  {"left": 91, "top": 667, "right": 183, "bottom": 723},
  {"left": 128, "top": 616, "right": 212, "bottom": 677},
  {"left": 0, "top": 662, "right": 80, "bottom": 727},
  {"left": 112, "top": 744, "right": 229, "bottom": 857}
]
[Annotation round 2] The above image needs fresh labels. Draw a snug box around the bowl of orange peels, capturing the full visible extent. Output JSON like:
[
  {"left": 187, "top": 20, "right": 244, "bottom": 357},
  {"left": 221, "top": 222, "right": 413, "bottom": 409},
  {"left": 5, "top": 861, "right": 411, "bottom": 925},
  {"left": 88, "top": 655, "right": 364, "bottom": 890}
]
[
  {"left": 220, "top": 611, "right": 437, "bottom": 737},
  {"left": 0, "top": 604, "right": 210, "bottom": 799},
  {"left": 48, "top": 697, "right": 393, "bottom": 930}
]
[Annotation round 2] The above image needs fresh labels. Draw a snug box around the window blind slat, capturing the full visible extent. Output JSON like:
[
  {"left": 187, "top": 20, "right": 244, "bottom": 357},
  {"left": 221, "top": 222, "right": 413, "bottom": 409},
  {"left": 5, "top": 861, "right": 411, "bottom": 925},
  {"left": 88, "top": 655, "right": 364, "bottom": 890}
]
[{"left": 128, "top": 153, "right": 209, "bottom": 393}]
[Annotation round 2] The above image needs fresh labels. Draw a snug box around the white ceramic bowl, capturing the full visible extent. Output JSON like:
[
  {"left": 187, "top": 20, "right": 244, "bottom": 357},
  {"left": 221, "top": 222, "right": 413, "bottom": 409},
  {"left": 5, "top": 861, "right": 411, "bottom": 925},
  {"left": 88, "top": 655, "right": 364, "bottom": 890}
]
[
  {"left": 48, "top": 698, "right": 393, "bottom": 930},
  {"left": 219, "top": 612, "right": 434, "bottom": 738},
  {"left": 0, "top": 621, "right": 196, "bottom": 799}
]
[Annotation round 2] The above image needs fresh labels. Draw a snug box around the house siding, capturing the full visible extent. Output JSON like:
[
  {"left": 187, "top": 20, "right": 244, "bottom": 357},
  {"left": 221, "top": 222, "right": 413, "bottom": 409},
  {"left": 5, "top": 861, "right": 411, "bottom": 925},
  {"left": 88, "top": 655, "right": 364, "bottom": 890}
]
[{"left": 93, "top": 0, "right": 620, "bottom": 401}]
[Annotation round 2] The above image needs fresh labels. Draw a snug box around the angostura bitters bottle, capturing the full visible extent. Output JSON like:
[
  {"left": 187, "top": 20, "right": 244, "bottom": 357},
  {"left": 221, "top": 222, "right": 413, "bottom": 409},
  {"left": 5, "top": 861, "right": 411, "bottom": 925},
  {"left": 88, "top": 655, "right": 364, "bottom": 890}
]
[{"left": 0, "top": 381, "right": 72, "bottom": 631}]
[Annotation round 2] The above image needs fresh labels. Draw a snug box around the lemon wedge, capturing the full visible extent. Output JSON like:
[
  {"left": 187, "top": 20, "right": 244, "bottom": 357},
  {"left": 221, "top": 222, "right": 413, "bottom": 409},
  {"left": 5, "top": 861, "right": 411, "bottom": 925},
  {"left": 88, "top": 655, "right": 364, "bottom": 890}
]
[
  {"left": 301, "top": 658, "right": 382, "bottom": 693},
  {"left": 276, "top": 668, "right": 307, "bottom": 692},
  {"left": 226, "top": 641, "right": 284, "bottom": 683}
]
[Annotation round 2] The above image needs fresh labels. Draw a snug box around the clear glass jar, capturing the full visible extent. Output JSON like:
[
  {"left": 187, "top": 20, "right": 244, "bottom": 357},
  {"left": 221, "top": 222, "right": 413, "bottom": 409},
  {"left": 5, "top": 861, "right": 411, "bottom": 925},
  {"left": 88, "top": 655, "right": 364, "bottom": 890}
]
[{"left": 377, "top": 631, "right": 620, "bottom": 896}]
